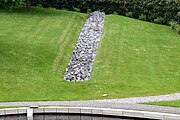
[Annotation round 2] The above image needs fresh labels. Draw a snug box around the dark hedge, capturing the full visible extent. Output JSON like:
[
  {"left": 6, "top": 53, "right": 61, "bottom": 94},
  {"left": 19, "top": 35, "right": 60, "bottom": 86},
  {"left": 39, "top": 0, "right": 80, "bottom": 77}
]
[{"left": 32, "top": 0, "right": 180, "bottom": 25}]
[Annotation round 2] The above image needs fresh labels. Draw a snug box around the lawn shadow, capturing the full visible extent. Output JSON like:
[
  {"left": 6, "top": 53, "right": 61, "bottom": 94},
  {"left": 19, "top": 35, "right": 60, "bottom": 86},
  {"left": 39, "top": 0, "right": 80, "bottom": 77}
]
[{"left": 0, "top": 7, "right": 83, "bottom": 17}]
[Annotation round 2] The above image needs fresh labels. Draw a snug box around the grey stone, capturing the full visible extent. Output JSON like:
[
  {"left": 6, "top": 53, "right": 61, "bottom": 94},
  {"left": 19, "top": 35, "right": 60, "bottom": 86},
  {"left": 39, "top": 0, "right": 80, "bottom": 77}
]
[
  {"left": 68, "top": 108, "right": 81, "bottom": 114},
  {"left": 5, "top": 109, "right": 18, "bottom": 115},
  {"left": 57, "top": 108, "right": 68, "bottom": 113},
  {"left": 44, "top": 108, "right": 56, "bottom": 113},
  {"left": 0, "top": 110, "right": 5, "bottom": 115},
  {"left": 64, "top": 11, "right": 105, "bottom": 81},
  {"left": 33, "top": 108, "right": 44, "bottom": 114}
]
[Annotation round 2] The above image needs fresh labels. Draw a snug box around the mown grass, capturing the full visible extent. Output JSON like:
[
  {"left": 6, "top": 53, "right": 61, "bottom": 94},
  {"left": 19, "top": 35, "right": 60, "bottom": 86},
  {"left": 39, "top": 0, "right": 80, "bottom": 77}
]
[
  {"left": 0, "top": 106, "right": 27, "bottom": 109},
  {"left": 143, "top": 100, "right": 180, "bottom": 107},
  {"left": 90, "top": 15, "right": 180, "bottom": 98},
  {"left": 0, "top": 8, "right": 179, "bottom": 102}
]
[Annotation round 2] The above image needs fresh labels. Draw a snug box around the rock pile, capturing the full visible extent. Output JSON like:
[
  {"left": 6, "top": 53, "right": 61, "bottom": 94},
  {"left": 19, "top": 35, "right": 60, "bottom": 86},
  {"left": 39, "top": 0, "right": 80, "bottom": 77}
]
[{"left": 64, "top": 11, "right": 105, "bottom": 81}]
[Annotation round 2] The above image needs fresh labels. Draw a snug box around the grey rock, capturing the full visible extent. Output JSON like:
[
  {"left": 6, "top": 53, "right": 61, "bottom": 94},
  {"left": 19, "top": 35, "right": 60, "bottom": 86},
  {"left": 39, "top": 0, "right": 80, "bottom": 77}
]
[{"left": 64, "top": 11, "right": 105, "bottom": 81}]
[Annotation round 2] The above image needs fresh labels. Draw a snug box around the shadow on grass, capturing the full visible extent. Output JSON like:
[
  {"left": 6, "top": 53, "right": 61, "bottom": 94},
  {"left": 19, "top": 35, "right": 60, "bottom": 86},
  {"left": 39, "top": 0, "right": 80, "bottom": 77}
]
[{"left": 0, "top": 7, "right": 86, "bottom": 18}]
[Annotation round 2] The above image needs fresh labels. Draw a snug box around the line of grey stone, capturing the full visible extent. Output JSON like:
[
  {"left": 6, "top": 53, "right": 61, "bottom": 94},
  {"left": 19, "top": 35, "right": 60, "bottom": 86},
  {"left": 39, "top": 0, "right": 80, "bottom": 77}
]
[
  {"left": 0, "top": 93, "right": 179, "bottom": 114},
  {"left": 64, "top": 11, "right": 105, "bottom": 81}
]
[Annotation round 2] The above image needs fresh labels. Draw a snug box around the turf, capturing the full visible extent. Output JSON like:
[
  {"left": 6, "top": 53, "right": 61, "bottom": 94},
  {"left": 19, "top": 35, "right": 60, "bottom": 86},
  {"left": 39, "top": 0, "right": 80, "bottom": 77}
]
[
  {"left": 90, "top": 15, "right": 180, "bottom": 98},
  {"left": 143, "top": 100, "right": 180, "bottom": 107},
  {"left": 0, "top": 8, "right": 179, "bottom": 102},
  {"left": 0, "top": 106, "right": 27, "bottom": 109}
]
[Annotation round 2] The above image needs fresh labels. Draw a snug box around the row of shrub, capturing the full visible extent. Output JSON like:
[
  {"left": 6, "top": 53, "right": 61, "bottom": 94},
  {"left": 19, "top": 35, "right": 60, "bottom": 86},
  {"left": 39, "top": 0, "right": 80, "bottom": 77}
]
[
  {"left": 0, "top": 0, "right": 23, "bottom": 10},
  {"left": 31, "top": 0, "right": 180, "bottom": 25},
  {"left": 170, "top": 21, "right": 180, "bottom": 34}
]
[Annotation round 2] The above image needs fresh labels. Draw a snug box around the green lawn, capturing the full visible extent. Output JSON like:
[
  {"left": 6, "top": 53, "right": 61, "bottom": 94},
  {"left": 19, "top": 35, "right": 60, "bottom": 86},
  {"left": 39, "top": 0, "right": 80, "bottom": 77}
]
[
  {"left": 90, "top": 15, "right": 180, "bottom": 98},
  {"left": 0, "top": 8, "right": 179, "bottom": 102},
  {"left": 0, "top": 106, "right": 27, "bottom": 109},
  {"left": 143, "top": 100, "right": 180, "bottom": 107}
]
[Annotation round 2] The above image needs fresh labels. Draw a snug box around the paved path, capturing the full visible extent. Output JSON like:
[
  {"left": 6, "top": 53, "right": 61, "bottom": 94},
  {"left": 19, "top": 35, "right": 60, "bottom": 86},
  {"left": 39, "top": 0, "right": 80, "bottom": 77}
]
[
  {"left": 0, "top": 93, "right": 180, "bottom": 114},
  {"left": 91, "top": 92, "right": 180, "bottom": 103}
]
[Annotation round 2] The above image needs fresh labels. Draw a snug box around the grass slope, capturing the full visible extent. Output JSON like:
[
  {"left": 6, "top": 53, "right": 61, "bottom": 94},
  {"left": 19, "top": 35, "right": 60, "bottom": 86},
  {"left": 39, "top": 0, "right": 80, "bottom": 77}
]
[
  {"left": 90, "top": 15, "right": 180, "bottom": 98},
  {"left": 0, "top": 7, "right": 88, "bottom": 101},
  {"left": 0, "top": 8, "right": 179, "bottom": 101},
  {"left": 143, "top": 100, "right": 180, "bottom": 107}
]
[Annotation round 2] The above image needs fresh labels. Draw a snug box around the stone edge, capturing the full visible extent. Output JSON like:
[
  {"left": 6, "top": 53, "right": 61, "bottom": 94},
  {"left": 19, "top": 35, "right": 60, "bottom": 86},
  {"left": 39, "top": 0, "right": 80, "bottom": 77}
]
[{"left": 0, "top": 107, "right": 180, "bottom": 120}]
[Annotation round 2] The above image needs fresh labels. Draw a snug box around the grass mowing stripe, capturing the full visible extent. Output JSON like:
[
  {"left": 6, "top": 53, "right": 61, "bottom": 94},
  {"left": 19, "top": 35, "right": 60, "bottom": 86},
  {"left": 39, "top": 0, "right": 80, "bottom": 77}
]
[
  {"left": 0, "top": 8, "right": 179, "bottom": 101},
  {"left": 52, "top": 15, "right": 78, "bottom": 74},
  {"left": 53, "top": 14, "right": 85, "bottom": 76},
  {"left": 90, "top": 15, "right": 180, "bottom": 98}
]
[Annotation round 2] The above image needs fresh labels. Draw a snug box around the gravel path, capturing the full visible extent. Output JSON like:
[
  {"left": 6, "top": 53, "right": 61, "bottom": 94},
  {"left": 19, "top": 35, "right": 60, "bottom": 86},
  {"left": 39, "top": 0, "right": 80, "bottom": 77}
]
[
  {"left": 0, "top": 93, "right": 180, "bottom": 114},
  {"left": 90, "top": 92, "right": 180, "bottom": 103}
]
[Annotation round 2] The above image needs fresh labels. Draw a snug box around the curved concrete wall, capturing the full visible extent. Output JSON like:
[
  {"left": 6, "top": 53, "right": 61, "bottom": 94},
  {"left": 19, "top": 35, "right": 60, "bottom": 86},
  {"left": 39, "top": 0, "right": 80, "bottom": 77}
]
[{"left": 0, "top": 107, "right": 180, "bottom": 120}]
